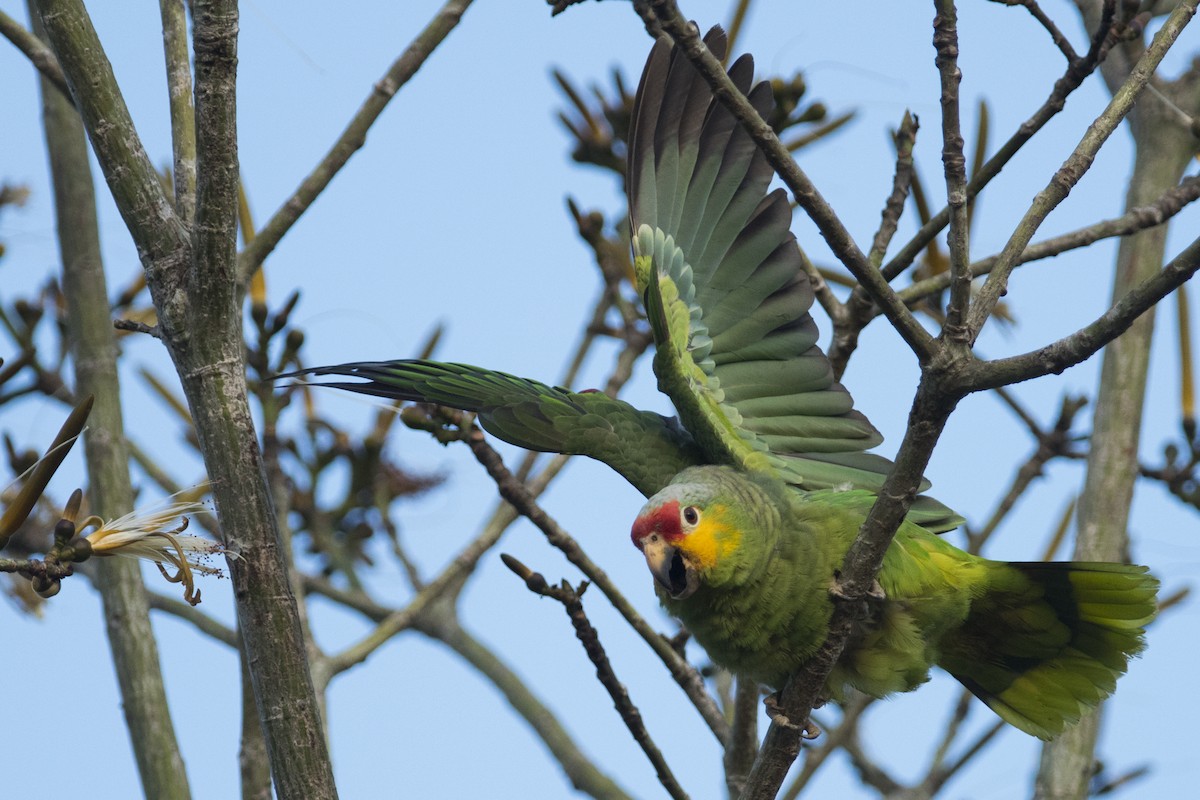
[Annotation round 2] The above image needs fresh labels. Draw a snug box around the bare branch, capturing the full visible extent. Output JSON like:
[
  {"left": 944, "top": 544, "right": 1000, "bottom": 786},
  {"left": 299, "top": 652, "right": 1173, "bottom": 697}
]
[
  {"left": 236, "top": 0, "right": 475, "bottom": 285},
  {"left": 503, "top": 556, "right": 689, "bottom": 800},
  {"left": 34, "top": 0, "right": 187, "bottom": 266},
  {"left": 0, "top": 7, "right": 71, "bottom": 99},
  {"left": 881, "top": 3, "right": 1122, "bottom": 282},
  {"left": 966, "top": 0, "right": 1198, "bottom": 339},
  {"left": 896, "top": 174, "right": 1200, "bottom": 307},
  {"left": 967, "top": 233, "right": 1200, "bottom": 391},
  {"left": 159, "top": 0, "right": 196, "bottom": 220},
  {"left": 933, "top": 1, "right": 973, "bottom": 341}
]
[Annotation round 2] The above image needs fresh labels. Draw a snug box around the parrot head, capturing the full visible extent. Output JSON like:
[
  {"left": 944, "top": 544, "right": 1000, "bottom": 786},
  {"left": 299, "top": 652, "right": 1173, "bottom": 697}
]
[{"left": 631, "top": 467, "right": 760, "bottom": 600}]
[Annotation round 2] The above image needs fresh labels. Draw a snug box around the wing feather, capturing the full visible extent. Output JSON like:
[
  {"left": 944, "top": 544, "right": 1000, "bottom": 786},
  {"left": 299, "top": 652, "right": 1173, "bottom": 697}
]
[
  {"left": 281, "top": 361, "right": 703, "bottom": 497},
  {"left": 628, "top": 26, "right": 895, "bottom": 492}
]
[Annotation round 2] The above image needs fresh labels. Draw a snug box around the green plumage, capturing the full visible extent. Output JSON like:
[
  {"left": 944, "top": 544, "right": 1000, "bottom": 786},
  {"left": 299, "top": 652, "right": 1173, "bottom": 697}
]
[
  {"left": 282, "top": 27, "right": 1158, "bottom": 739},
  {"left": 640, "top": 467, "right": 1156, "bottom": 740}
]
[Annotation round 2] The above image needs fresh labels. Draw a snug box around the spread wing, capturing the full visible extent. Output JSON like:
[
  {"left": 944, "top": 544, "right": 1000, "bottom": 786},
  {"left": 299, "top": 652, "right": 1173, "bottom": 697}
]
[
  {"left": 280, "top": 360, "right": 704, "bottom": 497},
  {"left": 629, "top": 28, "right": 901, "bottom": 495}
]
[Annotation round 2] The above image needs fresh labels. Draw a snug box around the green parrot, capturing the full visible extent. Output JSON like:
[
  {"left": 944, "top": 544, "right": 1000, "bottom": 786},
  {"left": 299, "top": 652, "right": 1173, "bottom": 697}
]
[
  {"left": 631, "top": 466, "right": 1155, "bottom": 739},
  {"left": 283, "top": 28, "right": 1156, "bottom": 739}
]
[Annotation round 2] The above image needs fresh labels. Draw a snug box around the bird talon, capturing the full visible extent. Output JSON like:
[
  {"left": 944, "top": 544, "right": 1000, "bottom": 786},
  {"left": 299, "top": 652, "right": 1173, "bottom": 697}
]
[
  {"left": 828, "top": 574, "right": 886, "bottom": 602},
  {"left": 762, "top": 693, "right": 822, "bottom": 739}
]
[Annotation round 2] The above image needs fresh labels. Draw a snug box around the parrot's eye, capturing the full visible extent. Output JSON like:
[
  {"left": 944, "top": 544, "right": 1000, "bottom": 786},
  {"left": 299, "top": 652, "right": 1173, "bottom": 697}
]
[{"left": 682, "top": 506, "right": 700, "bottom": 526}]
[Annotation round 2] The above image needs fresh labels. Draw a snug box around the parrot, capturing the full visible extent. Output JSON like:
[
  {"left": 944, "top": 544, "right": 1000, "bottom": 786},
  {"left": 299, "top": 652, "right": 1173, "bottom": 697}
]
[
  {"left": 281, "top": 27, "right": 1157, "bottom": 739},
  {"left": 631, "top": 465, "right": 1155, "bottom": 739}
]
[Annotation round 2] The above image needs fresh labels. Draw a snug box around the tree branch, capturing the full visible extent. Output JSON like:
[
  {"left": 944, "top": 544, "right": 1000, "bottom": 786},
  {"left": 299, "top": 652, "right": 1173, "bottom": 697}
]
[
  {"left": 741, "top": 368, "right": 964, "bottom": 799},
  {"left": 236, "top": 0, "right": 475, "bottom": 285},
  {"left": 881, "top": 1, "right": 1120, "bottom": 282},
  {"left": 503, "top": 556, "right": 688, "bottom": 800},
  {"left": 965, "top": 0, "right": 1197, "bottom": 339},
  {"left": 966, "top": 233, "right": 1200, "bottom": 391},
  {"left": 159, "top": 0, "right": 196, "bottom": 221},
  {"left": 1, "top": 7, "right": 70, "bottom": 100},
  {"left": 31, "top": 5, "right": 192, "bottom": 796},
  {"left": 932, "top": 0, "right": 973, "bottom": 341},
  {"left": 34, "top": 0, "right": 187, "bottom": 266},
  {"left": 896, "top": 174, "right": 1200, "bottom": 307}
]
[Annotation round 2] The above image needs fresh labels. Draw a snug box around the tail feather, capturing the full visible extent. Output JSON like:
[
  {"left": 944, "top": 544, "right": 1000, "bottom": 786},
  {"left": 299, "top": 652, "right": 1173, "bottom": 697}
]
[{"left": 940, "top": 562, "right": 1157, "bottom": 740}]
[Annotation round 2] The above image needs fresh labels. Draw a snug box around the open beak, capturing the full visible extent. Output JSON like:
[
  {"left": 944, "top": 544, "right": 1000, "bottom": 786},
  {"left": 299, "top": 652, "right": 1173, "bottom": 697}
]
[{"left": 641, "top": 535, "right": 698, "bottom": 600}]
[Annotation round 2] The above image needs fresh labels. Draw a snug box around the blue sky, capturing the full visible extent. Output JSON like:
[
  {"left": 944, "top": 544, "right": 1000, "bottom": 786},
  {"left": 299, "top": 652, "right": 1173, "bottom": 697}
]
[{"left": 2, "top": 1, "right": 1199, "bottom": 797}]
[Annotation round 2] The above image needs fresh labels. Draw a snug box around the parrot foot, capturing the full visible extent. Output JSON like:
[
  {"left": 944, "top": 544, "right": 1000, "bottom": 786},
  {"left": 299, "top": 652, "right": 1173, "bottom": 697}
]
[
  {"left": 763, "top": 693, "right": 822, "bottom": 740},
  {"left": 828, "top": 574, "right": 886, "bottom": 602}
]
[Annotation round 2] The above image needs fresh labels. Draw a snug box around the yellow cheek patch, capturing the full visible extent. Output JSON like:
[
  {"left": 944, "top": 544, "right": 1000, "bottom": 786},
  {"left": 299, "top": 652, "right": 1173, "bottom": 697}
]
[{"left": 679, "top": 503, "right": 742, "bottom": 570}]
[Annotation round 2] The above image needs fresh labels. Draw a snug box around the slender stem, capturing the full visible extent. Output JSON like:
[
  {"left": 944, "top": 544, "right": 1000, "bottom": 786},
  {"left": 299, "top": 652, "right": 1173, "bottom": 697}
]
[
  {"left": 966, "top": 0, "right": 1198, "bottom": 339},
  {"left": 966, "top": 233, "right": 1200, "bottom": 391},
  {"left": 0, "top": 7, "right": 70, "bottom": 99},
  {"left": 831, "top": 112, "right": 919, "bottom": 378},
  {"left": 34, "top": 0, "right": 187, "bottom": 266},
  {"left": 159, "top": 0, "right": 196, "bottom": 221},
  {"left": 237, "top": 0, "right": 474, "bottom": 285},
  {"left": 896, "top": 174, "right": 1200, "bottom": 307},
  {"left": 932, "top": 0, "right": 973, "bottom": 342}
]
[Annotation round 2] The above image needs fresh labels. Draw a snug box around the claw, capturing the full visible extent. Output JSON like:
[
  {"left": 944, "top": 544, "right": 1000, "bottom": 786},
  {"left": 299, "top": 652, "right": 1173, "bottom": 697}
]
[
  {"left": 763, "top": 693, "right": 822, "bottom": 740},
  {"left": 829, "top": 574, "right": 887, "bottom": 601}
]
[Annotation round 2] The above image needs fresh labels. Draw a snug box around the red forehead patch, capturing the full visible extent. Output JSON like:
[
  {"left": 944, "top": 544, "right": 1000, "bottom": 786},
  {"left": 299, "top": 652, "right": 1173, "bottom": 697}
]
[{"left": 630, "top": 499, "right": 682, "bottom": 548}]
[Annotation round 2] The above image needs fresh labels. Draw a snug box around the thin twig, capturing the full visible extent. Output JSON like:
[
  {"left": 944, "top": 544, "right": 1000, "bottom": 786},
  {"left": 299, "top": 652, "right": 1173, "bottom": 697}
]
[
  {"left": 0, "top": 8, "right": 71, "bottom": 100},
  {"left": 159, "top": 0, "right": 196, "bottom": 220},
  {"left": 868, "top": 113, "right": 920, "bottom": 269},
  {"left": 896, "top": 174, "right": 1200, "bottom": 308},
  {"left": 932, "top": 0, "right": 973, "bottom": 343},
  {"left": 881, "top": 3, "right": 1122, "bottom": 282},
  {"left": 502, "top": 556, "right": 690, "bottom": 800},
  {"left": 236, "top": 0, "right": 474, "bottom": 285},
  {"left": 966, "top": 0, "right": 1197, "bottom": 340}
]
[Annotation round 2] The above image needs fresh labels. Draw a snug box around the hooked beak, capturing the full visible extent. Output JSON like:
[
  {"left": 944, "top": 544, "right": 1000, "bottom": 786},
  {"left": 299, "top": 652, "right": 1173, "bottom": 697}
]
[{"left": 641, "top": 534, "right": 699, "bottom": 600}]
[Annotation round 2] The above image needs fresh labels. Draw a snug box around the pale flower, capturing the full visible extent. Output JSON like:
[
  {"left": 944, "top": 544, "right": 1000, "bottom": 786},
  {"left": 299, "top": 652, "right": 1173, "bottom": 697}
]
[{"left": 82, "top": 495, "right": 226, "bottom": 606}]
